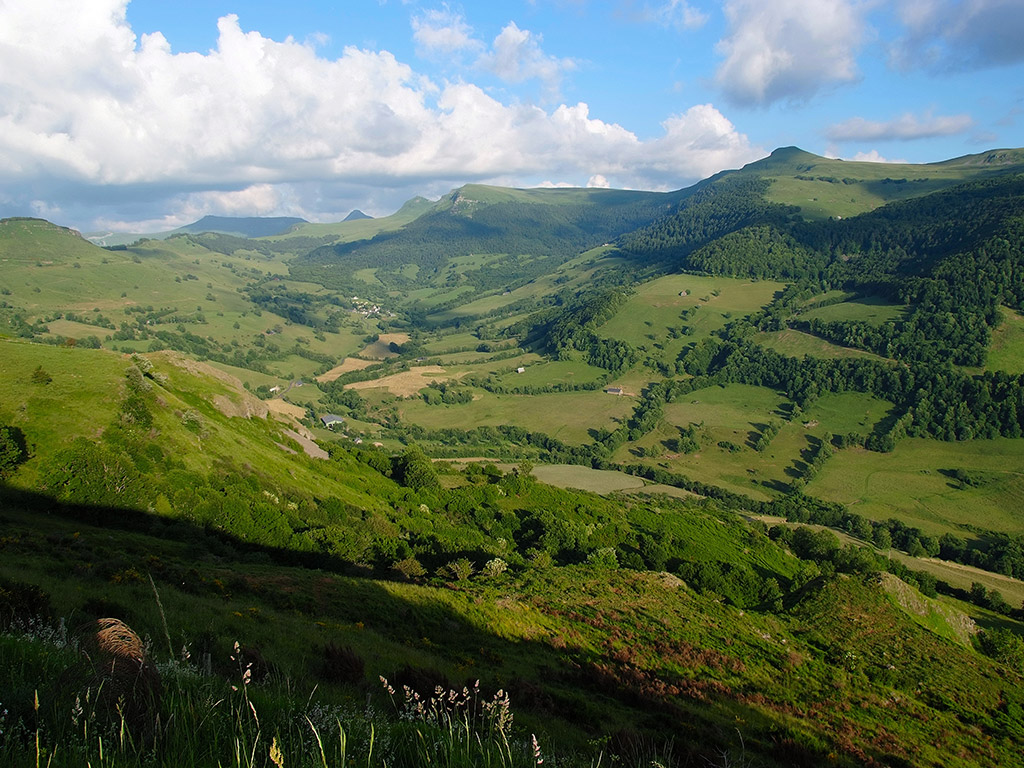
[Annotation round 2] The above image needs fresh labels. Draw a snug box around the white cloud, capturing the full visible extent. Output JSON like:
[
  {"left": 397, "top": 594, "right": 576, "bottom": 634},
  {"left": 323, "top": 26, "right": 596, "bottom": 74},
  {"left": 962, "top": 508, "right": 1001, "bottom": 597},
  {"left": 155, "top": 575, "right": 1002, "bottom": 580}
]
[
  {"left": 476, "top": 22, "right": 577, "bottom": 100},
  {"left": 636, "top": 1, "right": 709, "bottom": 30},
  {"left": 412, "top": 7, "right": 482, "bottom": 57},
  {"left": 715, "top": 0, "right": 866, "bottom": 106},
  {"left": 0, "top": 1, "right": 762, "bottom": 229},
  {"left": 889, "top": 0, "right": 1024, "bottom": 71},
  {"left": 587, "top": 174, "right": 611, "bottom": 188},
  {"left": 827, "top": 112, "right": 974, "bottom": 141},
  {"left": 849, "top": 150, "right": 907, "bottom": 163}
]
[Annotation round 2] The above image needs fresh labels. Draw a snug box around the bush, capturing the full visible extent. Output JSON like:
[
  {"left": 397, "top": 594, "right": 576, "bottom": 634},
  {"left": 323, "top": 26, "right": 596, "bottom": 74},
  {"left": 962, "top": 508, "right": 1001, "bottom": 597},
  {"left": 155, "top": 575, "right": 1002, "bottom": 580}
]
[
  {"left": 0, "top": 577, "right": 51, "bottom": 628},
  {"left": 320, "top": 642, "right": 366, "bottom": 685},
  {"left": 0, "top": 424, "right": 28, "bottom": 478}
]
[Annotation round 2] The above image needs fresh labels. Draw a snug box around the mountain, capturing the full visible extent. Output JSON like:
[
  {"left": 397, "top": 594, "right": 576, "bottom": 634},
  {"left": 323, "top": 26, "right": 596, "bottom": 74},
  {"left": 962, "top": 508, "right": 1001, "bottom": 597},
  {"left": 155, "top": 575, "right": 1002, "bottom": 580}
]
[
  {"left": 343, "top": 209, "right": 373, "bottom": 222},
  {"left": 85, "top": 214, "right": 309, "bottom": 246},
  {"left": 290, "top": 184, "right": 685, "bottom": 302},
  {"left": 172, "top": 215, "right": 308, "bottom": 238},
  {"left": 5, "top": 147, "right": 1024, "bottom": 767}
]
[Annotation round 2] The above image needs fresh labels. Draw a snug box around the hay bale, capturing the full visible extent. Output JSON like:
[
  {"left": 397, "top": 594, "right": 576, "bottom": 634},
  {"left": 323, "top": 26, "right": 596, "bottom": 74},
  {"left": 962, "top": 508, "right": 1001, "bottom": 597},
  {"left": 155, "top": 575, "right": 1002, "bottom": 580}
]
[{"left": 75, "top": 618, "right": 162, "bottom": 737}]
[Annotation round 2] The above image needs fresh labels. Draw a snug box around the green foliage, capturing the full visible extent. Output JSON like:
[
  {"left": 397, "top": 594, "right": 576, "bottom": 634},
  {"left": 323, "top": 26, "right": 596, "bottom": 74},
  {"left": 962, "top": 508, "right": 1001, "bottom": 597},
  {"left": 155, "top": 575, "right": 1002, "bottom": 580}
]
[
  {"left": 30, "top": 365, "right": 52, "bottom": 384},
  {"left": 0, "top": 424, "right": 28, "bottom": 479}
]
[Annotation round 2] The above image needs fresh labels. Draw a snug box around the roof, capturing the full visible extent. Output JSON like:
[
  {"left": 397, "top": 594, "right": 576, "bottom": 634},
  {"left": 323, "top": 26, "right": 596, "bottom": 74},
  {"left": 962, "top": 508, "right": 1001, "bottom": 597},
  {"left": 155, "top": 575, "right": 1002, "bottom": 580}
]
[{"left": 320, "top": 414, "right": 345, "bottom": 426}]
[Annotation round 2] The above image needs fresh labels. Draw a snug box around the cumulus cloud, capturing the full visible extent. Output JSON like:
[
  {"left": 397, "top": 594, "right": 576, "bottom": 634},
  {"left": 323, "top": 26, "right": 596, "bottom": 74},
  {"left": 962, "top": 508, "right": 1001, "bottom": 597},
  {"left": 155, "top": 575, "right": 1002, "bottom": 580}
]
[
  {"left": 412, "top": 7, "right": 482, "bottom": 57},
  {"left": 827, "top": 112, "right": 974, "bottom": 141},
  {"left": 476, "top": 22, "right": 577, "bottom": 100},
  {"left": 714, "top": 0, "right": 866, "bottom": 106},
  {"left": 889, "top": 0, "right": 1024, "bottom": 71},
  {"left": 0, "top": 1, "right": 762, "bottom": 229}
]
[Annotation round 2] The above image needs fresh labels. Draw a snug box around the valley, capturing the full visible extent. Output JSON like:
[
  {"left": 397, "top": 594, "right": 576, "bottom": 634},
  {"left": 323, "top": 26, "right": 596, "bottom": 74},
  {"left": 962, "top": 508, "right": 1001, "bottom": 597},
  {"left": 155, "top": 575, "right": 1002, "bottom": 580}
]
[{"left": 3, "top": 147, "right": 1024, "bottom": 767}]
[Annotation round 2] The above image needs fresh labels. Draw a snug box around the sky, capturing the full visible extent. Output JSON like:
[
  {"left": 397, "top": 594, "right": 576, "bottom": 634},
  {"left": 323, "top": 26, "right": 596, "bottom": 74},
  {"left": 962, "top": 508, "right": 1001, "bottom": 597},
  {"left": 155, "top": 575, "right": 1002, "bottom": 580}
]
[{"left": 1, "top": 0, "right": 1022, "bottom": 232}]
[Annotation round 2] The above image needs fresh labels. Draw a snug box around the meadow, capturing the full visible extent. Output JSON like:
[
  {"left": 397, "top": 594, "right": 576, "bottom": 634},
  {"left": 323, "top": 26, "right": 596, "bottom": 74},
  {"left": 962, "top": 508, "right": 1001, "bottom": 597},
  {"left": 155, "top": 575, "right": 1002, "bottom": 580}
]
[
  {"left": 753, "top": 329, "right": 887, "bottom": 361},
  {"left": 399, "top": 388, "right": 636, "bottom": 445},
  {"left": 807, "top": 438, "right": 1024, "bottom": 537}
]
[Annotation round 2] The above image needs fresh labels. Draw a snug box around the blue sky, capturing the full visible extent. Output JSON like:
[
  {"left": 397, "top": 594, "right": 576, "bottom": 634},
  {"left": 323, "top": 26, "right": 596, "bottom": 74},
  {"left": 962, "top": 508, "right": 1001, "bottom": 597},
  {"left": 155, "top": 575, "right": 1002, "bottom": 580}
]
[{"left": 1, "top": 0, "right": 1021, "bottom": 231}]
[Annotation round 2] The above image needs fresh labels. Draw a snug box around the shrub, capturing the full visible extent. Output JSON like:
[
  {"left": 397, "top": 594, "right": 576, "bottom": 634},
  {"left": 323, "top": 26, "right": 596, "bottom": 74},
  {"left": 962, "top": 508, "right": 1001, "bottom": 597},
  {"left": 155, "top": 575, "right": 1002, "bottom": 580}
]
[
  {"left": 442, "top": 557, "right": 475, "bottom": 581},
  {"left": 320, "top": 642, "right": 365, "bottom": 686},
  {"left": 0, "top": 424, "right": 28, "bottom": 478},
  {"left": 0, "top": 577, "right": 51, "bottom": 628},
  {"left": 30, "top": 365, "right": 52, "bottom": 385}
]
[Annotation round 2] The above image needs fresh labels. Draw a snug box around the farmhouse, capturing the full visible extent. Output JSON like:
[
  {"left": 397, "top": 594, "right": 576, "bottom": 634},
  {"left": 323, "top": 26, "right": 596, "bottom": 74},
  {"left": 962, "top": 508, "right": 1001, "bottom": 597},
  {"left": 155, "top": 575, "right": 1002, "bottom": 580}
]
[
  {"left": 320, "top": 414, "right": 345, "bottom": 428},
  {"left": 605, "top": 386, "right": 624, "bottom": 395}
]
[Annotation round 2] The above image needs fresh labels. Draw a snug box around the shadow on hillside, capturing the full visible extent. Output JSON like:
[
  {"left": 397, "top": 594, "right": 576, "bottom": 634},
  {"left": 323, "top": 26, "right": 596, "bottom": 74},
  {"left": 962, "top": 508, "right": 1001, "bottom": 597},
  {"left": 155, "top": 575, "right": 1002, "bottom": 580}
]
[{"left": 0, "top": 482, "right": 891, "bottom": 767}]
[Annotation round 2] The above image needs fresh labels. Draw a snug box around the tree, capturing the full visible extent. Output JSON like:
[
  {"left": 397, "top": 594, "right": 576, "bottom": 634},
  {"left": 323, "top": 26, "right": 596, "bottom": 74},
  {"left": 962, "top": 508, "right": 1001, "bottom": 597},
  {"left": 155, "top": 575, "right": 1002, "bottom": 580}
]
[{"left": 0, "top": 425, "right": 28, "bottom": 479}]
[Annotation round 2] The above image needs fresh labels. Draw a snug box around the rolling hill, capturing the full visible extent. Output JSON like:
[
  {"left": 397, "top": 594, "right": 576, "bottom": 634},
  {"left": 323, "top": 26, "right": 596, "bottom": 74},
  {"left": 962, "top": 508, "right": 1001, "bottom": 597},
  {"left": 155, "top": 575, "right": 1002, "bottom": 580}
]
[{"left": 4, "top": 146, "right": 1024, "bottom": 767}]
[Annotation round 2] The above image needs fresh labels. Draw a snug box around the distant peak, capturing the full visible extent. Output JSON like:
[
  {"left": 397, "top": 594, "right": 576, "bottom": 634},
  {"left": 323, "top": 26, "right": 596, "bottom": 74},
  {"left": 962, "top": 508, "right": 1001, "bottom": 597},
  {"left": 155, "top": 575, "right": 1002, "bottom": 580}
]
[{"left": 343, "top": 209, "right": 373, "bottom": 222}]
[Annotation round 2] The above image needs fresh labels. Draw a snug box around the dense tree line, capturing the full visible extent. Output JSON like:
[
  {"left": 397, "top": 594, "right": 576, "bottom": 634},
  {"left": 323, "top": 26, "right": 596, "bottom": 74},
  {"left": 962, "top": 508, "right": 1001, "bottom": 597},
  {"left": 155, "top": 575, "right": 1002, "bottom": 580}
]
[{"left": 508, "top": 289, "right": 640, "bottom": 372}]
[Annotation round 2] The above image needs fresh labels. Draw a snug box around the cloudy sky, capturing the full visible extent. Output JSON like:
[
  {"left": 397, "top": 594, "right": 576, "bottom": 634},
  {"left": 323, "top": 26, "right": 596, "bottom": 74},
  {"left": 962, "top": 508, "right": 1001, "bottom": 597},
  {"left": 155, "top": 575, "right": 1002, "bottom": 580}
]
[{"left": 1, "top": 0, "right": 1021, "bottom": 232}]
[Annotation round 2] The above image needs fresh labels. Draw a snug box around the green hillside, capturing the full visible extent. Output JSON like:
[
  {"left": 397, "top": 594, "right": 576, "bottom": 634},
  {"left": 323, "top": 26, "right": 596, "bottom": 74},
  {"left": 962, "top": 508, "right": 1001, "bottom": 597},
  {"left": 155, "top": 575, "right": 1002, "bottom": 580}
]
[
  {"left": 6, "top": 147, "right": 1024, "bottom": 766},
  {"left": 3, "top": 339, "right": 1024, "bottom": 767},
  {"left": 289, "top": 184, "right": 682, "bottom": 305}
]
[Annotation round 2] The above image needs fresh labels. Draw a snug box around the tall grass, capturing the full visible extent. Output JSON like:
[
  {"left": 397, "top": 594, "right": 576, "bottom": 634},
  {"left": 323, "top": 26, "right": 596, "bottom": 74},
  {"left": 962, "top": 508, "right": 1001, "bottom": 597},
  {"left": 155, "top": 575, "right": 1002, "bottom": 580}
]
[{"left": 0, "top": 624, "right": 562, "bottom": 768}]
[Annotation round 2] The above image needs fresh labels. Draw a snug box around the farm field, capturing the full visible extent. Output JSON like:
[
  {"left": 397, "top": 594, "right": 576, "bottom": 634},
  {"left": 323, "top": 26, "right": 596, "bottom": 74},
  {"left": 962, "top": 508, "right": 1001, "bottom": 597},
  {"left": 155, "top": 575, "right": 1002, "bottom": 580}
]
[
  {"left": 618, "top": 386, "right": 896, "bottom": 501},
  {"left": 399, "top": 389, "right": 636, "bottom": 444},
  {"left": 488, "top": 358, "right": 608, "bottom": 389},
  {"left": 753, "top": 329, "right": 887, "bottom": 361},
  {"left": 808, "top": 438, "right": 1024, "bottom": 537},
  {"left": 801, "top": 295, "right": 908, "bottom": 324},
  {"left": 531, "top": 464, "right": 646, "bottom": 494},
  {"left": 621, "top": 383, "right": 792, "bottom": 500},
  {"left": 801, "top": 391, "right": 895, "bottom": 435},
  {"left": 598, "top": 274, "right": 785, "bottom": 354}
]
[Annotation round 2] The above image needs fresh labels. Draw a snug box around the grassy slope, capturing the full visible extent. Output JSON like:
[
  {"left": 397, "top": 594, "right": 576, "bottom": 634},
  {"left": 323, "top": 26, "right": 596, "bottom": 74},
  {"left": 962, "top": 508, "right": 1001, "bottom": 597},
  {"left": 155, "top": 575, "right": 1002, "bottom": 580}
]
[
  {"left": 746, "top": 146, "right": 1024, "bottom": 220},
  {"left": 2, "top": 485, "right": 1022, "bottom": 766},
  {"left": 0, "top": 218, "right": 378, "bottom": 384}
]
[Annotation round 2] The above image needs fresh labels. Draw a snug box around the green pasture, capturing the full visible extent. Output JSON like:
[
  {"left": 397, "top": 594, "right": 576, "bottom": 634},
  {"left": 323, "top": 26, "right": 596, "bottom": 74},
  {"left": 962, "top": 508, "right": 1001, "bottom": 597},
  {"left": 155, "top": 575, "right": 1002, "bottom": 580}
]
[
  {"left": 619, "top": 383, "right": 794, "bottom": 500},
  {"left": 426, "top": 248, "right": 617, "bottom": 323},
  {"left": 753, "top": 329, "right": 888, "bottom": 361},
  {"left": 532, "top": 464, "right": 646, "bottom": 494},
  {"left": 802, "top": 391, "right": 895, "bottom": 435},
  {"left": 398, "top": 389, "right": 635, "bottom": 445},
  {"left": 801, "top": 295, "right": 908, "bottom": 324},
  {"left": 0, "top": 340, "right": 129, "bottom": 476},
  {"left": 489, "top": 358, "right": 608, "bottom": 388},
  {"left": 808, "top": 438, "right": 1024, "bottom": 537},
  {"left": 760, "top": 150, "right": 1014, "bottom": 220},
  {"left": 597, "top": 274, "right": 784, "bottom": 373},
  {"left": 983, "top": 307, "right": 1024, "bottom": 374}
]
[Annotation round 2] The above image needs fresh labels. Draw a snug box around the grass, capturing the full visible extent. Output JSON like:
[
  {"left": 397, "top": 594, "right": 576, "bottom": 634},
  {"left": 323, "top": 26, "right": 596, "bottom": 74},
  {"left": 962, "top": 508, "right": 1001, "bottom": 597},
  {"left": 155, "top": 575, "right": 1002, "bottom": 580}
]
[
  {"left": 807, "top": 437, "right": 1024, "bottom": 537},
  {"left": 399, "top": 389, "right": 636, "bottom": 445},
  {"left": 619, "top": 383, "right": 792, "bottom": 500},
  {"left": 801, "top": 296, "right": 908, "bottom": 324},
  {"left": 0, "top": 218, "right": 379, "bottom": 389},
  {"left": 983, "top": 306, "right": 1024, "bottom": 374},
  {"left": 757, "top": 148, "right": 1024, "bottom": 220},
  {"left": 531, "top": 465, "right": 646, "bottom": 494},
  {"left": 754, "top": 329, "right": 888, "bottom": 361},
  {"left": 599, "top": 275, "right": 784, "bottom": 349}
]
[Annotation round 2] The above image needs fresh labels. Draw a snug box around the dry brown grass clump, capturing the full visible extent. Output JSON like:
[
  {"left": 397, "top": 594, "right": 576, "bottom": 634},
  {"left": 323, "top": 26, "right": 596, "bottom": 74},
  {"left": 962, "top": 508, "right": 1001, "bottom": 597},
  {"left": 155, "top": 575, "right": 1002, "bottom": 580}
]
[{"left": 75, "top": 618, "right": 162, "bottom": 737}]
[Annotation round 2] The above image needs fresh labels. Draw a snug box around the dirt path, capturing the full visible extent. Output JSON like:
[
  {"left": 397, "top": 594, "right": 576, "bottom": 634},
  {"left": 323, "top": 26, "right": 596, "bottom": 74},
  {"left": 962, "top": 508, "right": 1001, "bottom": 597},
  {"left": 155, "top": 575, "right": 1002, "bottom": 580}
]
[{"left": 280, "top": 428, "right": 328, "bottom": 460}]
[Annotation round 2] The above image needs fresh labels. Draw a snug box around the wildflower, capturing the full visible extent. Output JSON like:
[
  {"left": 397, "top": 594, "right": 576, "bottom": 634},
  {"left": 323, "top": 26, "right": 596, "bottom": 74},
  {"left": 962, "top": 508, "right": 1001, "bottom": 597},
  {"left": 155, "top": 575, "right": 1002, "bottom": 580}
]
[{"left": 532, "top": 733, "right": 543, "bottom": 765}]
